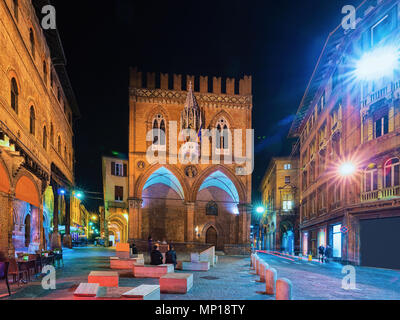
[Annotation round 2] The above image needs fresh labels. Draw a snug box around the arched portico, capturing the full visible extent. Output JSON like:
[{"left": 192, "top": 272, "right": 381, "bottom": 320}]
[{"left": 12, "top": 173, "right": 42, "bottom": 253}]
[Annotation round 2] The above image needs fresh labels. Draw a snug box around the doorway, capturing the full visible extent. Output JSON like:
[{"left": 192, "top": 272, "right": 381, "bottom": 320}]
[{"left": 206, "top": 227, "right": 218, "bottom": 247}]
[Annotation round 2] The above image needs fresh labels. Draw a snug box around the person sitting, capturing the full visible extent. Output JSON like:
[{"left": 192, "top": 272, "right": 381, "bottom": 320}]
[
  {"left": 165, "top": 245, "right": 177, "bottom": 269},
  {"left": 130, "top": 241, "right": 138, "bottom": 255},
  {"left": 150, "top": 245, "right": 163, "bottom": 265}
]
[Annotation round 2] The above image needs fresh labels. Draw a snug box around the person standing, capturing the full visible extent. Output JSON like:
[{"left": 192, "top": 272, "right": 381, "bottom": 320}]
[
  {"left": 325, "top": 245, "right": 332, "bottom": 263},
  {"left": 165, "top": 244, "right": 177, "bottom": 269},
  {"left": 318, "top": 245, "right": 325, "bottom": 263},
  {"left": 150, "top": 245, "right": 163, "bottom": 265}
]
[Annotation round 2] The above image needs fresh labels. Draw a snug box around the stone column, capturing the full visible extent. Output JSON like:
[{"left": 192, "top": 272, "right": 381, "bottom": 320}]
[
  {"left": 28, "top": 205, "right": 40, "bottom": 253},
  {"left": 185, "top": 202, "right": 195, "bottom": 243},
  {"left": 238, "top": 203, "right": 250, "bottom": 244},
  {"left": 50, "top": 184, "right": 61, "bottom": 249},
  {"left": 128, "top": 198, "right": 142, "bottom": 241},
  {"left": 63, "top": 191, "right": 72, "bottom": 248},
  {"left": 7, "top": 192, "right": 15, "bottom": 257},
  {"left": 0, "top": 191, "right": 10, "bottom": 255}
]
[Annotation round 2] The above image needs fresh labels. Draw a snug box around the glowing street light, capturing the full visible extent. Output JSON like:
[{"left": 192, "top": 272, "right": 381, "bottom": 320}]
[
  {"left": 256, "top": 206, "right": 265, "bottom": 214},
  {"left": 339, "top": 162, "right": 356, "bottom": 177},
  {"left": 355, "top": 46, "right": 400, "bottom": 80},
  {"left": 75, "top": 191, "right": 84, "bottom": 199},
  {"left": 91, "top": 215, "right": 97, "bottom": 221}
]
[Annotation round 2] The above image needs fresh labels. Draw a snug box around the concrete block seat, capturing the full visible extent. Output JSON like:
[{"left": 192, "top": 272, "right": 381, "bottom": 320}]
[
  {"left": 73, "top": 283, "right": 160, "bottom": 300},
  {"left": 110, "top": 256, "right": 145, "bottom": 269},
  {"left": 133, "top": 264, "right": 174, "bottom": 278},
  {"left": 182, "top": 261, "right": 210, "bottom": 271},
  {"left": 115, "top": 243, "right": 130, "bottom": 252},
  {"left": 160, "top": 273, "right": 193, "bottom": 294},
  {"left": 88, "top": 271, "right": 119, "bottom": 287}
]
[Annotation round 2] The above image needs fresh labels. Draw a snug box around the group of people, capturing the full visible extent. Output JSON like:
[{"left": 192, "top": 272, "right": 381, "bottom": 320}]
[
  {"left": 318, "top": 244, "right": 332, "bottom": 263},
  {"left": 147, "top": 236, "right": 177, "bottom": 268}
]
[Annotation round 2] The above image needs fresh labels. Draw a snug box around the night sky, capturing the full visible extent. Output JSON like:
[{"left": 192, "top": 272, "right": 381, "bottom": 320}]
[{"left": 52, "top": 0, "right": 362, "bottom": 210}]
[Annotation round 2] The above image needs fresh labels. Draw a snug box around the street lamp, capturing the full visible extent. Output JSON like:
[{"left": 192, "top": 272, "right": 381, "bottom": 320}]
[
  {"left": 256, "top": 206, "right": 265, "bottom": 214},
  {"left": 355, "top": 45, "right": 400, "bottom": 80},
  {"left": 339, "top": 162, "right": 356, "bottom": 177}
]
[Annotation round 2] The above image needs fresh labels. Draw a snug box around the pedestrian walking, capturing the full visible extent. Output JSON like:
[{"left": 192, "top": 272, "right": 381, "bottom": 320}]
[{"left": 318, "top": 245, "right": 325, "bottom": 263}]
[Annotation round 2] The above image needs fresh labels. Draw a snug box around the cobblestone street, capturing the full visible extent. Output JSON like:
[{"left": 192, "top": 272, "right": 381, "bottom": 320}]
[{"left": 1, "top": 247, "right": 399, "bottom": 300}]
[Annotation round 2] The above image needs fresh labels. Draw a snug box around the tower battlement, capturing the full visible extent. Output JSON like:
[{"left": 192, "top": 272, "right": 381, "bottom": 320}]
[{"left": 129, "top": 67, "right": 252, "bottom": 96}]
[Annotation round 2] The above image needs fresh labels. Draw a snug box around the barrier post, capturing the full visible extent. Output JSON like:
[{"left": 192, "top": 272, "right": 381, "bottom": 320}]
[
  {"left": 276, "top": 278, "right": 293, "bottom": 300},
  {"left": 265, "top": 268, "right": 277, "bottom": 295}
]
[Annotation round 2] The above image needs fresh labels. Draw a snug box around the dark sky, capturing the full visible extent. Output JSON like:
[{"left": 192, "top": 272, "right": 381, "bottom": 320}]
[{"left": 52, "top": 0, "right": 361, "bottom": 210}]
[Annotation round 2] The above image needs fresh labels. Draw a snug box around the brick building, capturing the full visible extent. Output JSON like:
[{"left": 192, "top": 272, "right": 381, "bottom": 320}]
[
  {"left": 290, "top": 0, "right": 400, "bottom": 268},
  {"left": 128, "top": 68, "right": 253, "bottom": 254},
  {"left": 0, "top": 0, "right": 79, "bottom": 255},
  {"left": 259, "top": 157, "right": 300, "bottom": 253},
  {"left": 101, "top": 154, "right": 129, "bottom": 246}
]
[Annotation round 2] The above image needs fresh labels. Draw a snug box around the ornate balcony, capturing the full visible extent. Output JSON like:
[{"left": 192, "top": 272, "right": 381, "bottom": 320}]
[{"left": 361, "top": 186, "right": 400, "bottom": 202}]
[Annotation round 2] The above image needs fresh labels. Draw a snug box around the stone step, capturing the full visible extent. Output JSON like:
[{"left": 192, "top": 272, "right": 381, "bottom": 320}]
[
  {"left": 160, "top": 273, "right": 193, "bottom": 294},
  {"left": 133, "top": 264, "right": 174, "bottom": 278},
  {"left": 88, "top": 271, "right": 119, "bottom": 287},
  {"left": 73, "top": 283, "right": 100, "bottom": 299},
  {"left": 182, "top": 261, "right": 210, "bottom": 271},
  {"left": 122, "top": 285, "right": 160, "bottom": 300}
]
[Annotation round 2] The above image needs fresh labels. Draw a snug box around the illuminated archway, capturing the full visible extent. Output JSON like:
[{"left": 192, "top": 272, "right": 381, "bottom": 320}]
[
  {"left": 141, "top": 166, "right": 186, "bottom": 242},
  {"left": 143, "top": 167, "right": 185, "bottom": 200},
  {"left": 15, "top": 175, "right": 40, "bottom": 207}
]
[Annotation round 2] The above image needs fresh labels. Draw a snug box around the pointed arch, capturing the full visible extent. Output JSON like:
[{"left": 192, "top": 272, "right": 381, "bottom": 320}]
[
  {"left": 15, "top": 175, "right": 40, "bottom": 207},
  {"left": 209, "top": 110, "right": 236, "bottom": 129},
  {"left": 143, "top": 167, "right": 185, "bottom": 200},
  {"left": 190, "top": 165, "right": 246, "bottom": 203},
  {"left": 135, "top": 164, "right": 190, "bottom": 201}
]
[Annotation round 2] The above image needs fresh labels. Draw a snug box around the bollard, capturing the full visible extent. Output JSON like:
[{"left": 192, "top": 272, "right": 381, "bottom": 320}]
[
  {"left": 260, "top": 262, "right": 268, "bottom": 282},
  {"left": 255, "top": 256, "right": 260, "bottom": 275},
  {"left": 250, "top": 253, "right": 254, "bottom": 268},
  {"left": 308, "top": 255, "right": 312, "bottom": 262},
  {"left": 257, "top": 257, "right": 263, "bottom": 276},
  {"left": 276, "top": 278, "right": 293, "bottom": 300},
  {"left": 265, "top": 268, "right": 277, "bottom": 295}
]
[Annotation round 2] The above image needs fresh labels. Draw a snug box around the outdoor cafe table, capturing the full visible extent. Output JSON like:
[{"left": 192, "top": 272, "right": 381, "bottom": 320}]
[{"left": 17, "top": 258, "right": 36, "bottom": 282}]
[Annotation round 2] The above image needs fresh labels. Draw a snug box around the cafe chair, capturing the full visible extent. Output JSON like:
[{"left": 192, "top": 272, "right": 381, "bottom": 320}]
[
  {"left": 0, "top": 262, "right": 11, "bottom": 296},
  {"left": 8, "top": 258, "right": 28, "bottom": 285}
]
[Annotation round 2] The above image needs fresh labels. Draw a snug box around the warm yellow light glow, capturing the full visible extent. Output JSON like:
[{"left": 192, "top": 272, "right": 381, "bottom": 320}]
[{"left": 91, "top": 215, "right": 97, "bottom": 220}]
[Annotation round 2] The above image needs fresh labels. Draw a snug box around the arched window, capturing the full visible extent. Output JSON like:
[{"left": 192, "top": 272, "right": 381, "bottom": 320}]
[
  {"left": 50, "top": 123, "right": 54, "bottom": 145},
  {"left": 152, "top": 114, "right": 166, "bottom": 150},
  {"left": 206, "top": 201, "right": 218, "bottom": 216},
  {"left": 43, "top": 126, "right": 47, "bottom": 150},
  {"left": 43, "top": 61, "right": 47, "bottom": 85},
  {"left": 29, "top": 28, "right": 35, "bottom": 58},
  {"left": 11, "top": 78, "right": 18, "bottom": 113},
  {"left": 216, "top": 118, "right": 229, "bottom": 154},
  {"left": 29, "top": 106, "right": 35, "bottom": 136},
  {"left": 13, "top": 0, "right": 18, "bottom": 20},
  {"left": 364, "top": 165, "right": 378, "bottom": 192},
  {"left": 57, "top": 136, "right": 62, "bottom": 154},
  {"left": 384, "top": 158, "right": 400, "bottom": 188}
]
